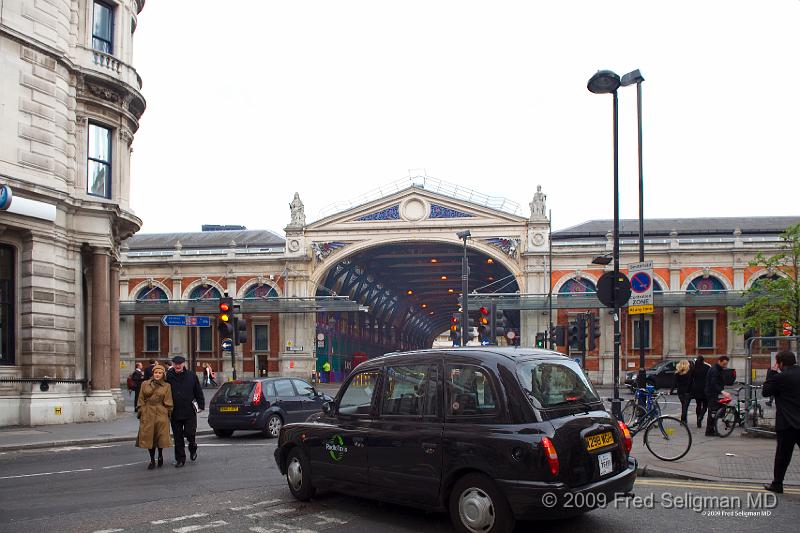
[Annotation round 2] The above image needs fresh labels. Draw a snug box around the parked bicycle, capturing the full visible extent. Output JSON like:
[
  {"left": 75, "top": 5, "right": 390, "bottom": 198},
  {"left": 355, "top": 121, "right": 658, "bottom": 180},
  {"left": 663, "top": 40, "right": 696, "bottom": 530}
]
[
  {"left": 713, "top": 383, "right": 764, "bottom": 438},
  {"left": 616, "top": 385, "right": 692, "bottom": 461}
]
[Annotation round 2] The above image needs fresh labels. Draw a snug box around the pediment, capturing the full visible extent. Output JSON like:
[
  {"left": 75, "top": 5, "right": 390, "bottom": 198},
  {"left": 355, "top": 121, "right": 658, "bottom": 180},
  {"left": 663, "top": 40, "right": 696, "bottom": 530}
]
[{"left": 306, "top": 186, "right": 527, "bottom": 232}]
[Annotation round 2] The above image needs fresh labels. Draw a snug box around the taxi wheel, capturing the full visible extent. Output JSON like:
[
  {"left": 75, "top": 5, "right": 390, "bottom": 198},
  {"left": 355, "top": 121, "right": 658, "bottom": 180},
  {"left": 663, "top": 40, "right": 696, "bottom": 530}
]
[
  {"left": 265, "top": 414, "right": 283, "bottom": 438},
  {"left": 286, "top": 448, "right": 316, "bottom": 501},
  {"left": 449, "top": 473, "right": 515, "bottom": 533}
]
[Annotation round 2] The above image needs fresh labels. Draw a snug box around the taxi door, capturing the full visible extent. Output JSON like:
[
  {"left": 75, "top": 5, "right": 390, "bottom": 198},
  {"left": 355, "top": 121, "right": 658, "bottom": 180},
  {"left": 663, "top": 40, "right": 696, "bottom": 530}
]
[
  {"left": 306, "top": 369, "right": 379, "bottom": 494},
  {"left": 368, "top": 362, "right": 444, "bottom": 505}
]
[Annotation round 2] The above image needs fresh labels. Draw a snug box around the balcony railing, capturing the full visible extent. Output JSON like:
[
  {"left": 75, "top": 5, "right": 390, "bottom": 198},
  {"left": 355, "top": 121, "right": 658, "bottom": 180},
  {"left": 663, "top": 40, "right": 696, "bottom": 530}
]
[
  {"left": 92, "top": 50, "right": 121, "bottom": 74},
  {"left": 467, "top": 290, "right": 748, "bottom": 310}
]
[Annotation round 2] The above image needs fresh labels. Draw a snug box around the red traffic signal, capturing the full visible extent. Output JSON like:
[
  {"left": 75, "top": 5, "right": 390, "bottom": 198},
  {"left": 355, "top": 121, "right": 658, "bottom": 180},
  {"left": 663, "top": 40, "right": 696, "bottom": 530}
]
[
  {"left": 479, "top": 306, "right": 490, "bottom": 326},
  {"left": 218, "top": 297, "right": 233, "bottom": 324}
]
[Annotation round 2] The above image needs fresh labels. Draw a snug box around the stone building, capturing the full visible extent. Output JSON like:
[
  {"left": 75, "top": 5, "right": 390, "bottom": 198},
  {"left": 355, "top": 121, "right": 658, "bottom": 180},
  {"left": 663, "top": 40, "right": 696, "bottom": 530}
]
[{"left": 0, "top": 0, "right": 146, "bottom": 425}]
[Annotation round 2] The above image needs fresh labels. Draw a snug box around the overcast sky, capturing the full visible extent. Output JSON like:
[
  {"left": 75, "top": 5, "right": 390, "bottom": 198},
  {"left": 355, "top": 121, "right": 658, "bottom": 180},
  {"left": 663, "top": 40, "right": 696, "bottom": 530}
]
[{"left": 129, "top": 1, "right": 800, "bottom": 235}]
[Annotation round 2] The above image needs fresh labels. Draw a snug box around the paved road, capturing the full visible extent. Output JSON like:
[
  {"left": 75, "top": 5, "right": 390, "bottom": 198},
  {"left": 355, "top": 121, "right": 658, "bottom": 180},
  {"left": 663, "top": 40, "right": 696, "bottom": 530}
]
[{"left": 1, "top": 432, "right": 798, "bottom": 533}]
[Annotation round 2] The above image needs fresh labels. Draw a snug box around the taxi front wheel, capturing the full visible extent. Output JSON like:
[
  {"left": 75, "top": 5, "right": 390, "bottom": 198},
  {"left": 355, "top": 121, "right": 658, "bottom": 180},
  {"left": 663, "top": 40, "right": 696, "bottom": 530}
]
[
  {"left": 449, "top": 473, "right": 515, "bottom": 533},
  {"left": 286, "top": 448, "right": 316, "bottom": 501}
]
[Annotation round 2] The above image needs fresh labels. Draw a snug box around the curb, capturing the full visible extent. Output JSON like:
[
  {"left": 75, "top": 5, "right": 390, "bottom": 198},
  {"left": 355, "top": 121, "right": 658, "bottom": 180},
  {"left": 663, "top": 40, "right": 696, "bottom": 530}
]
[
  {"left": 637, "top": 465, "right": 800, "bottom": 487},
  {"left": 0, "top": 429, "right": 215, "bottom": 453}
]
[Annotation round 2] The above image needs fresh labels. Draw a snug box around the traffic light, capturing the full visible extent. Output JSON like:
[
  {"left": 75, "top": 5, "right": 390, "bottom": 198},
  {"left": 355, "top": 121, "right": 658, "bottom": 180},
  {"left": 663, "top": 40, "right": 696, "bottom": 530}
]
[
  {"left": 478, "top": 306, "right": 491, "bottom": 344},
  {"left": 549, "top": 325, "right": 565, "bottom": 346},
  {"left": 568, "top": 322, "right": 579, "bottom": 348},
  {"left": 494, "top": 308, "right": 509, "bottom": 338},
  {"left": 450, "top": 314, "right": 461, "bottom": 345},
  {"left": 576, "top": 314, "right": 587, "bottom": 351},
  {"left": 217, "top": 296, "right": 234, "bottom": 337},
  {"left": 535, "top": 332, "right": 545, "bottom": 348},
  {"left": 587, "top": 313, "right": 601, "bottom": 351},
  {"left": 234, "top": 316, "right": 248, "bottom": 345}
]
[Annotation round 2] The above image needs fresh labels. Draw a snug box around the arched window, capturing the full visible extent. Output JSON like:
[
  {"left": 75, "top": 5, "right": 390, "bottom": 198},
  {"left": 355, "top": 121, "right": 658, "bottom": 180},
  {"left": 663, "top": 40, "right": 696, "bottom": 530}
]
[
  {"left": 653, "top": 280, "right": 664, "bottom": 293},
  {"left": 686, "top": 275, "right": 726, "bottom": 295},
  {"left": 244, "top": 284, "right": 278, "bottom": 299},
  {"left": 188, "top": 285, "right": 221, "bottom": 300},
  {"left": 136, "top": 286, "right": 168, "bottom": 301},
  {"left": 558, "top": 277, "right": 597, "bottom": 295}
]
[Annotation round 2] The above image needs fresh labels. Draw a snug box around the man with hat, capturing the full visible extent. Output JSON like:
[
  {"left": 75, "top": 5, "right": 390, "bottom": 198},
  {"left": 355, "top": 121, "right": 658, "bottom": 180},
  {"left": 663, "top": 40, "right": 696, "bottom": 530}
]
[{"left": 166, "top": 355, "right": 204, "bottom": 467}]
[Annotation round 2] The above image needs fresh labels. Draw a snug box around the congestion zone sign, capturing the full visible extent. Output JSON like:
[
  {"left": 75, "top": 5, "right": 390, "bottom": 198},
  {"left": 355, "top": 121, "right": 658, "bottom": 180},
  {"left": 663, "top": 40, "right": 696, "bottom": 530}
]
[{"left": 628, "top": 261, "right": 654, "bottom": 315}]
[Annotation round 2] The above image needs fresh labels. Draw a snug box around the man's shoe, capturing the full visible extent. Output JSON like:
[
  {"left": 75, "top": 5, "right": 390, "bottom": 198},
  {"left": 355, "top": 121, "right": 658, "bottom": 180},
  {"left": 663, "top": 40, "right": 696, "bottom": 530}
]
[
  {"left": 764, "top": 483, "right": 783, "bottom": 494},
  {"left": 147, "top": 461, "right": 155, "bottom": 470},
  {"left": 157, "top": 457, "right": 163, "bottom": 468},
  {"left": 190, "top": 449, "right": 197, "bottom": 461},
  {"left": 174, "top": 460, "right": 185, "bottom": 468}
]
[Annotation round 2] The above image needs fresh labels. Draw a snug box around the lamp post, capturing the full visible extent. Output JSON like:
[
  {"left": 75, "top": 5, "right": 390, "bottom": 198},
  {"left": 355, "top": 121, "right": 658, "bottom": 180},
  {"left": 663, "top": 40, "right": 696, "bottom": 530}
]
[
  {"left": 621, "top": 69, "right": 646, "bottom": 390},
  {"left": 456, "top": 230, "right": 471, "bottom": 346},
  {"left": 588, "top": 70, "right": 623, "bottom": 418}
]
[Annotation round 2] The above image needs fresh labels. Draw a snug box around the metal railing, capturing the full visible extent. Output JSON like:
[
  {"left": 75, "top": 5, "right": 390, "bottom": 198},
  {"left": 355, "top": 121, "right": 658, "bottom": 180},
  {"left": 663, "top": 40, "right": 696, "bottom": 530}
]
[
  {"left": 120, "top": 296, "right": 368, "bottom": 316},
  {"left": 0, "top": 377, "right": 87, "bottom": 392},
  {"left": 744, "top": 335, "right": 798, "bottom": 436},
  {"left": 466, "top": 290, "right": 748, "bottom": 309}
]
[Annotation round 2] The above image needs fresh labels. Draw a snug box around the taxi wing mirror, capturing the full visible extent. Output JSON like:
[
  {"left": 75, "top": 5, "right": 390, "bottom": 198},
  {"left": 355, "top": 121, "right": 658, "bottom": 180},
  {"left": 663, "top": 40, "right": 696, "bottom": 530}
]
[{"left": 322, "top": 401, "right": 334, "bottom": 415}]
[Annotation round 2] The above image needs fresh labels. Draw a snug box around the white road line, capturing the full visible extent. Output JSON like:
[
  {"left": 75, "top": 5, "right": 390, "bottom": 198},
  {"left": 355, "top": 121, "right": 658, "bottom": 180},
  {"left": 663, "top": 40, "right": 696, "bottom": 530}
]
[
  {"left": 197, "top": 443, "right": 232, "bottom": 447},
  {"left": 249, "top": 527, "right": 316, "bottom": 533},
  {"left": 230, "top": 498, "right": 281, "bottom": 511},
  {"left": 172, "top": 520, "right": 227, "bottom": 533},
  {"left": 92, "top": 529, "right": 124, "bottom": 533},
  {"left": 102, "top": 462, "right": 141, "bottom": 469},
  {"left": 151, "top": 513, "right": 209, "bottom": 524},
  {"left": 47, "top": 444, "right": 117, "bottom": 452},
  {"left": 0, "top": 468, "right": 92, "bottom": 480}
]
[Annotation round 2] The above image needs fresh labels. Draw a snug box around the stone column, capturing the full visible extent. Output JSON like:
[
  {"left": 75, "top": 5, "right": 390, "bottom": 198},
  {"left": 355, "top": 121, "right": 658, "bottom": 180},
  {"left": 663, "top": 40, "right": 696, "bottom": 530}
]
[
  {"left": 110, "top": 261, "right": 123, "bottom": 411},
  {"left": 91, "top": 248, "right": 111, "bottom": 391}
]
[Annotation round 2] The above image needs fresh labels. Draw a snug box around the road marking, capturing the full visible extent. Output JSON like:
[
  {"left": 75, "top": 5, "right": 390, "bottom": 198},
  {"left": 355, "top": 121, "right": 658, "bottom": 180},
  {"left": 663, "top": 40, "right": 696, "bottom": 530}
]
[
  {"left": 230, "top": 499, "right": 281, "bottom": 511},
  {"left": 47, "top": 444, "right": 117, "bottom": 452},
  {"left": 103, "top": 462, "right": 141, "bottom": 469},
  {"left": 249, "top": 526, "right": 316, "bottom": 533},
  {"left": 0, "top": 468, "right": 92, "bottom": 480},
  {"left": 198, "top": 444, "right": 232, "bottom": 447},
  {"left": 173, "top": 521, "right": 227, "bottom": 533},
  {"left": 312, "top": 514, "right": 347, "bottom": 525},
  {"left": 636, "top": 478, "right": 800, "bottom": 495},
  {"left": 152, "top": 513, "right": 209, "bottom": 524},
  {"left": 92, "top": 529, "right": 124, "bottom": 533}
]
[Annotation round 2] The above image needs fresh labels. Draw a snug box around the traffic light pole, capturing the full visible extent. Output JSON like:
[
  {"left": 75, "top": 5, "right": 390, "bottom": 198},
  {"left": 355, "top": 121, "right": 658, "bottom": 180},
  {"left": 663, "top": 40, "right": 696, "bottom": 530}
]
[
  {"left": 548, "top": 209, "right": 554, "bottom": 349},
  {"left": 635, "top": 78, "right": 647, "bottom": 393},
  {"left": 460, "top": 232, "right": 470, "bottom": 347},
  {"left": 611, "top": 88, "right": 622, "bottom": 419}
]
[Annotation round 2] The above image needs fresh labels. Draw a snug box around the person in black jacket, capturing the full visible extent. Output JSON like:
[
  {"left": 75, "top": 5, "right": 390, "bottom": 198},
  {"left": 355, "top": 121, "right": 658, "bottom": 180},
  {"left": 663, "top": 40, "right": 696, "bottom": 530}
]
[
  {"left": 670, "top": 360, "right": 694, "bottom": 424},
  {"left": 704, "top": 355, "right": 730, "bottom": 436},
  {"left": 143, "top": 358, "right": 157, "bottom": 380},
  {"left": 690, "top": 356, "right": 710, "bottom": 428},
  {"left": 762, "top": 351, "right": 800, "bottom": 493},
  {"left": 166, "top": 355, "right": 204, "bottom": 467}
]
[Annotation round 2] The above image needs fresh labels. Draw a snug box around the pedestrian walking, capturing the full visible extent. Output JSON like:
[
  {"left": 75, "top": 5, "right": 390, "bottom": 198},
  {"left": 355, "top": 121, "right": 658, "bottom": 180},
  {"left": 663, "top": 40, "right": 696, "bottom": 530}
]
[
  {"left": 166, "top": 355, "right": 204, "bottom": 467},
  {"left": 763, "top": 351, "right": 800, "bottom": 493},
  {"left": 670, "top": 359, "right": 694, "bottom": 424},
  {"left": 704, "top": 355, "right": 731, "bottom": 436},
  {"left": 143, "top": 358, "right": 157, "bottom": 380},
  {"left": 690, "top": 355, "right": 710, "bottom": 428},
  {"left": 136, "top": 364, "right": 173, "bottom": 470},
  {"left": 130, "top": 362, "right": 145, "bottom": 411},
  {"left": 322, "top": 360, "right": 331, "bottom": 383},
  {"left": 203, "top": 363, "right": 217, "bottom": 387}
]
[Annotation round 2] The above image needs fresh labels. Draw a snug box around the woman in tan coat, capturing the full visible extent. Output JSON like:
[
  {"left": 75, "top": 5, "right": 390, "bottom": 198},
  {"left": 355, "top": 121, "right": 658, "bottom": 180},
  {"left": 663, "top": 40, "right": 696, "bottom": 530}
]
[{"left": 136, "top": 364, "right": 173, "bottom": 469}]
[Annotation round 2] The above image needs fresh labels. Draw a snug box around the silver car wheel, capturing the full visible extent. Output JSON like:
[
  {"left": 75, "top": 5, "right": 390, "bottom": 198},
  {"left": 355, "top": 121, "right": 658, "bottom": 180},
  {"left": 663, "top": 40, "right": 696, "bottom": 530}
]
[
  {"left": 268, "top": 415, "right": 282, "bottom": 437},
  {"left": 458, "top": 487, "right": 496, "bottom": 532},
  {"left": 287, "top": 456, "right": 303, "bottom": 492}
]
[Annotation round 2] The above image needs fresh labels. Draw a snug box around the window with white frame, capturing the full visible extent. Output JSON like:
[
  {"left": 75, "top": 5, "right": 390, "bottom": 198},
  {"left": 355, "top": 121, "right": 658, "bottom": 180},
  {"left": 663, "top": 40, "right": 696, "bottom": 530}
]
[
  {"left": 197, "top": 326, "right": 212, "bottom": 352},
  {"left": 87, "top": 123, "right": 112, "bottom": 198},
  {"left": 697, "top": 318, "right": 715, "bottom": 349},
  {"left": 632, "top": 318, "right": 652, "bottom": 349},
  {"left": 144, "top": 324, "right": 160, "bottom": 352},
  {"left": 92, "top": 1, "right": 114, "bottom": 54},
  {"left": 253, "top": 323, "right": 269, "bottom": 352}
]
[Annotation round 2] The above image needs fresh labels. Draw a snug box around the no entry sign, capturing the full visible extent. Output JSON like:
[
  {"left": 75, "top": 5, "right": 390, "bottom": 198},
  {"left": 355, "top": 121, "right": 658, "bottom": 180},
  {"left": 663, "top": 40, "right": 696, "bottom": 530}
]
[{"left": 628, "top": 261, "right": 654, "bottom": 314}]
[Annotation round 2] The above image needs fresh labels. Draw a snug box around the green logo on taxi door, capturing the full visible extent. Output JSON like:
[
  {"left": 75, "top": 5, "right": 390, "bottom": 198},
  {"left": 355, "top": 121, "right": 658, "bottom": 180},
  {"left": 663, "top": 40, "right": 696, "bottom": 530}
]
[{"left": 325, "top": 434, "right": 348, "bottom": 461}]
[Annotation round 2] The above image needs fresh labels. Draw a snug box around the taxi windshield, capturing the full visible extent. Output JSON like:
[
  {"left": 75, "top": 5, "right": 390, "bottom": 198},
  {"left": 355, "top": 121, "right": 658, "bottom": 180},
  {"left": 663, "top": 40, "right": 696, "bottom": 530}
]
[{"left": 516, "top": 359, "right": 600, "bottom": 409}]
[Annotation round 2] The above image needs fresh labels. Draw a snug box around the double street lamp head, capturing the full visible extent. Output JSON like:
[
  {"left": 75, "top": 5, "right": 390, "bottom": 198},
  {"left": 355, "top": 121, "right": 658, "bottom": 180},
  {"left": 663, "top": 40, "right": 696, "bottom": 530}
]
[
  {"left": 621, "top": 69, "right": 644, "bottom": 86},
  {"left": 456, "top": 230, "right": 471, "bottom": 240},
  {"left": 587, "top": 70, "right": 621, "bottom": 94}
]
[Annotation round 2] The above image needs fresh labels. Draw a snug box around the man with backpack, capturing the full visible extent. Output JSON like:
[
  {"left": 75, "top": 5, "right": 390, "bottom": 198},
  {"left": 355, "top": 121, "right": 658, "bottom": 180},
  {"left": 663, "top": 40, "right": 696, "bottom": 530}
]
[{"left": 128, "top": 362, "right": 145, "bottom": 411}]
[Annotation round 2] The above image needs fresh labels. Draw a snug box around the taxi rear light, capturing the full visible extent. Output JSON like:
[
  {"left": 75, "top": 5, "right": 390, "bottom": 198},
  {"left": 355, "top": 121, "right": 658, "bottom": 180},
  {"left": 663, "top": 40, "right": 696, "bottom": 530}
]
[
  {"left": 251, "top": 381, "right": 263, "bottom": 406},
  {"left": 618, "top": 421, "right": 632, "bottom": 455},
  {"left": 540, "top": 437, "right": 559, "bottom": 477}
]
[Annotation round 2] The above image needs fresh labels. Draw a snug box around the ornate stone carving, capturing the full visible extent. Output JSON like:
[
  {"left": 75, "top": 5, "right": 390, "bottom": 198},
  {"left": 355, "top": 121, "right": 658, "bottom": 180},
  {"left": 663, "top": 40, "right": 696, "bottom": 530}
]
[
  {"left": 86, "top": 83, "right": 121, "bottom": 103},
  {"left": 288, "top": 192, "right": 305, "bottom": 228},
  {"left": 529, "top": 185, "right": 547, "bottom": 220},
  {"left": 311, "top": 241, "right": 347, "bottom": 261}
]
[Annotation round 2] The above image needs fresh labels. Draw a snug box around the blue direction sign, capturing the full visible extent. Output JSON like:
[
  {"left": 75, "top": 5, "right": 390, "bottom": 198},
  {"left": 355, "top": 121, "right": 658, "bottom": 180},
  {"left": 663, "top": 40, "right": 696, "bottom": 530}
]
[
  {"left": 221, "top": 338, "right": 233, "bottom": 351},
  {"left": 161, "top": 315, "right": 212, "bottom": 327}
]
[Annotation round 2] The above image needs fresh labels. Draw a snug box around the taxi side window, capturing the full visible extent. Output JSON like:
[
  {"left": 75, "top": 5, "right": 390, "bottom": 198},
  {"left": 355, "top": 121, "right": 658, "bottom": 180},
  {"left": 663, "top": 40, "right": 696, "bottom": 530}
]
[
  {"left": 338, "top": 370, "right": 380, "bottom": 416},
  {"left": 381, "top": 365, "right": 431, "bottom": 417},
  {"left": 446, "top": 365, "right": 498, "bottom": 417},
  {"left": 291, "top": 379, "right": 315, "bottom": 398},
  {"left": 274, "top": 379, "right": 295, "bottom": 397}
]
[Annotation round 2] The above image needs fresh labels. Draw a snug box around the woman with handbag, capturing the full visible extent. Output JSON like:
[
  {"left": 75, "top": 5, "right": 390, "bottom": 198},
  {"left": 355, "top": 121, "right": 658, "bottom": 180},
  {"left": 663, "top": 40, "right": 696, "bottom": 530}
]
[{"left": 136, "top": 364, "right": 173, "bottom": 469}]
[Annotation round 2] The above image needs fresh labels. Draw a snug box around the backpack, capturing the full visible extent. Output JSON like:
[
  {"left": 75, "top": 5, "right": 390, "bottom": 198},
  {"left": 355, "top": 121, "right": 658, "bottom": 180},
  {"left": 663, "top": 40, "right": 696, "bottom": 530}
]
[{"left": 127, "top": 373, "right": 136, "bottom": 391}]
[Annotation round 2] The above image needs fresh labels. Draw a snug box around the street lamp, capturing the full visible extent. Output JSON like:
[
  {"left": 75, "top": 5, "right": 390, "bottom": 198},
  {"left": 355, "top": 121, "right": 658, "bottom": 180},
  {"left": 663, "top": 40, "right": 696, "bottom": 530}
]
[
  {"left": 456, "top": 230, "right": 471, "bottom": 346},
  {"left": 587, "top": 69, "right": 623, "bottom": 419},
  {"left": 621, "top": 69, "right": 647, "bottom": 390}
]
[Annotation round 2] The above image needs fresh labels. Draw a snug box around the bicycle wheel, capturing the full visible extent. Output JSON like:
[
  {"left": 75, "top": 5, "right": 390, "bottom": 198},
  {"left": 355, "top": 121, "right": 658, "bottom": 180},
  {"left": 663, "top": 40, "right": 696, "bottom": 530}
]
[
  {"left": 655, "top": 394, "right": 667, "bottom": 414},
  {"left": 621, "top": 401, "right": 646, "bottom": 428},
  {"left": 644, "top": 415, "right": 692, "bottom": 461},
  {"left": 714, "top": 406, "right": 737, "bottom": 438}
]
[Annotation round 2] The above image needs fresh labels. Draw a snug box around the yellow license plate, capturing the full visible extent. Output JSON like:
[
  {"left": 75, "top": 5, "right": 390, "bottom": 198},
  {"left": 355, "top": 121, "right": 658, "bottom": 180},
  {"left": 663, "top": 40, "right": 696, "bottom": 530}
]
[
  {"left": 586, "top": 431, "right": 614, "bottom": 451},
  {"left": 219, "top": 406, "right": 239, "bottom": 412}
]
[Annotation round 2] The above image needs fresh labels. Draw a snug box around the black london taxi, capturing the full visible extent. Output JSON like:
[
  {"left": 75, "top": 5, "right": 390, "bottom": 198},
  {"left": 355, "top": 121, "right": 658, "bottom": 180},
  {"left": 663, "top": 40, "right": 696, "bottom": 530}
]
[{"left": 274, "top": 348, "right": 636, "bottom": 533}]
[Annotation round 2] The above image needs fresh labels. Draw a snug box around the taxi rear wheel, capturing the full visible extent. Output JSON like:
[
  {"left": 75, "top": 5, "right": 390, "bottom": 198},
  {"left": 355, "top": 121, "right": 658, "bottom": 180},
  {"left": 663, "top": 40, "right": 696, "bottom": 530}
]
[
  {"left": 265, "top": 414, "right": 283, "bottom": 438},
  {"left": 449, "top": 473, "right": 515, "bottom": 533},
  {"left": 286, "top": 448, "right": 316, "bottom": 501}
]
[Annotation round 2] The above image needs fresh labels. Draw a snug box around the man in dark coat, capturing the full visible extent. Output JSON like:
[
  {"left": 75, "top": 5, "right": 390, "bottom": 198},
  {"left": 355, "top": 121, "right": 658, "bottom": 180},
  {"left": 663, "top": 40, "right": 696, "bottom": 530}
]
[
  {"left": 131, "top": 363, "right": 145, "bottom": 411},
  {"left": 690, "top": 356, "right": 711, "bottom": 428},
  {"left": 166, "top": 355, "right": 204, "bottom": 467},
  {"left": 763, "top": 351, "right": 800, "bottom": 493},
  {"left": 143, "top": 359, "right": 157, "bottom": 380},
  {"left": 704, "top": 355, "right": 730, "bottom": 436}
]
